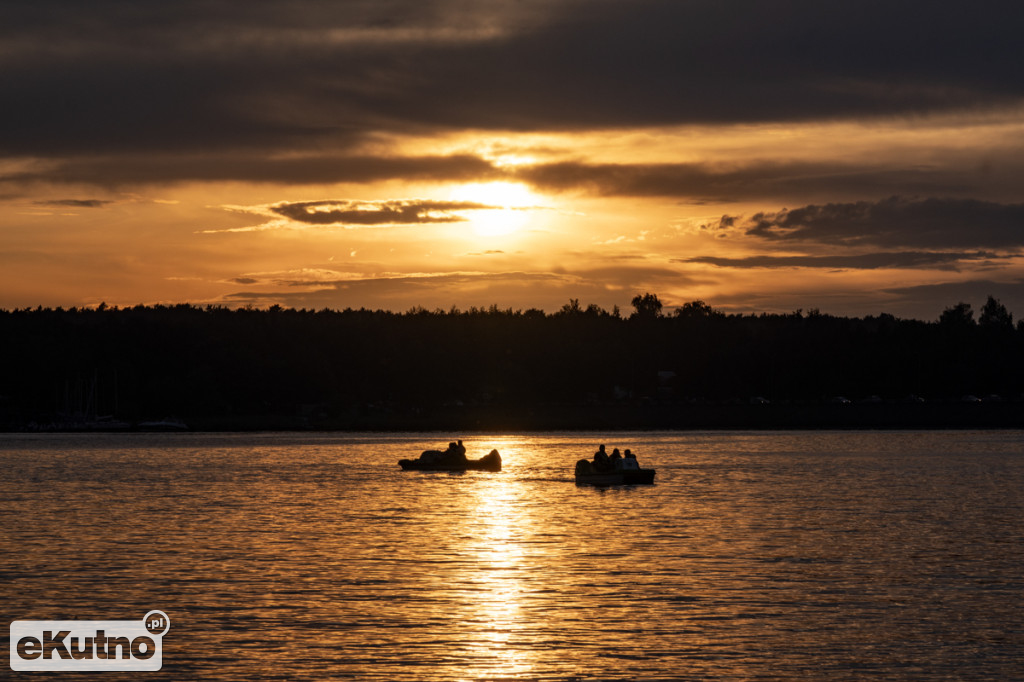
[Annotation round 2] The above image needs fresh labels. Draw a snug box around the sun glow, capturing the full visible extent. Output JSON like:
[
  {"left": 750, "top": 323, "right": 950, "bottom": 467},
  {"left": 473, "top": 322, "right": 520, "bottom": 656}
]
[{"left": 450, "top": 182, "right": 539, "bottom": 237}]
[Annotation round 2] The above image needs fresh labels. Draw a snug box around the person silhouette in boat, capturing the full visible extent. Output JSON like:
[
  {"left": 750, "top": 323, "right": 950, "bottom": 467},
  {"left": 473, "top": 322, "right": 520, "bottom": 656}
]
[
  {"left": 438, "top": 440, "right": 467, "bottom": 464},
  {"left": 443, "top": 441, "right": 456, "bottom": 462},
  {"left": 621, "top": 448, "right": 640, "bottom": 470},
  {"left": 593, "top": 444, "right": 611, "bottom": 471},
  {"left": 609, "top": 448, "right": 622, "bottom": 469}
]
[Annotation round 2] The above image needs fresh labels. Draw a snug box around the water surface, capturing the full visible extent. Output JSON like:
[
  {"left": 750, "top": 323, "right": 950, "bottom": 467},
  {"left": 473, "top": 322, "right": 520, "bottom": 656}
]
[{"left": 2, "top": 431, "right": 1022, "bottom": 679}]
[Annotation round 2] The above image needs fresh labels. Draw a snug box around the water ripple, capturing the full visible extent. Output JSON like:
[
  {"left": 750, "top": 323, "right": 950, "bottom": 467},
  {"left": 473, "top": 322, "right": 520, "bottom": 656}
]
[{"left": 2, "top": 431, "right": 1023, "bottom": 679}]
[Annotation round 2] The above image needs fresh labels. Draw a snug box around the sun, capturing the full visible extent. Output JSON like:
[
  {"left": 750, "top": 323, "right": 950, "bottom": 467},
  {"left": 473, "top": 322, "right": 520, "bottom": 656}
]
[{"left": 449, "top": 182, "right": 539, "bottom": 237}]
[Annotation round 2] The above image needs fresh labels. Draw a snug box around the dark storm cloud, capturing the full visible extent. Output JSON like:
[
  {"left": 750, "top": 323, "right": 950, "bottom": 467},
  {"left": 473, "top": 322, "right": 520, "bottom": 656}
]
[
  {"left": 271, "top": 199, "right": 493, "bottom": 225},
  {"left": 351, "top": 0, "right": 1024, "bottom": 130},
  {"left": 740, "top": 197, "right": 1024, "bottom": 249},
  {"left": 3, "top": 0, "right": 1023, "bottom": 161},
  {"left": 684, "top": 251, "right": 1007, "bottom": 271}
]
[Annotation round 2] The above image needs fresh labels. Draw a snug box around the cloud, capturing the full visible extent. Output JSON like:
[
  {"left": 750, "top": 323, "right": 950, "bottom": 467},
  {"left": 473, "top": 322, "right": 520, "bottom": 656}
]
[
  {"left": 4, "top": 154, "right": 499, "bottom": 188},
  {"left": 514, "top": 160, "right": 1004, "bottom": 202},
  {"left": 701, "top": 279, "right": 1024, "bottom": 321},
  {"left": 232, "top": 268, "right": 371, "bottom": 287},
  {"left": 232, "top": 269, "right": 569, "bottom": 290},
  {"left": 3, "top": 0, "right": 1023, "bottom": 162},
  {"left": 219, "top": 270, "right": 575, "bottom": 308},
  {"left": 271, "top": 199, "right": 495, "bottom": 226},
  {"left": 11, "top": 152, "right": 1021, "bottom": 207},
  {"left": 34, "top": 199, "right": 113, "bottom": 208},
  {"left": 566, "top": 264, "right": 701, "bottom": 290},
  {"left": 882, "top": 279, "right": 1024, "bottom": 321},
  {"left": 209, "top": 197, "right": 511, "bottom": 232},
  {"left": 684, "top": 251, "right": 1010, "bottom": 271},
  {"left": 215, "top": 264, "right": 702, "bottom": 312},
  {"left": 739, "top": 197, "right": 1024, "bottom": 249}
]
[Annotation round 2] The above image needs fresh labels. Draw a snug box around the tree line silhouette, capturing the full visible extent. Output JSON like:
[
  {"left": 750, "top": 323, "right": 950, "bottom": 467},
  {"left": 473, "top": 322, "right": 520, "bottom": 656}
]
[{"left": 1, "top": 294, "right": 1022, "bottom": 430}]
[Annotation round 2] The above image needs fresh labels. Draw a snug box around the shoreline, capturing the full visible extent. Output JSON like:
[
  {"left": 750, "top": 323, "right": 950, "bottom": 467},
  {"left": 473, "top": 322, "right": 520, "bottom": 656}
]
[{"left": 8, "top": 401, "right": 1023, "bottom": 433}]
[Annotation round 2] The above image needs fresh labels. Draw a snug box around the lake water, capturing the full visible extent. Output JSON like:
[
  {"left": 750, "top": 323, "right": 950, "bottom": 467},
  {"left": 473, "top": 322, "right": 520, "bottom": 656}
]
[{"left": 2, "top": 430, "right": 1023, "bottom": 680}]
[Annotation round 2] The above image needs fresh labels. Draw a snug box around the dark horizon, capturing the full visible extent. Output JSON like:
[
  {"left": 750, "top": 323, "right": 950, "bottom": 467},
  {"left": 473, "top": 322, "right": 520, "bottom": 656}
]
[{"left": 3, "top": 294, "right": 1022, "bottom": 432}]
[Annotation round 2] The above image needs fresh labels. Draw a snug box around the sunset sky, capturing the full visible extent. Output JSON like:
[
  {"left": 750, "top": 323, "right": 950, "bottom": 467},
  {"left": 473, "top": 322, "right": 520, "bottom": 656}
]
[{"left": 4, "top": 0, "right": 1024, "bottom": 319}]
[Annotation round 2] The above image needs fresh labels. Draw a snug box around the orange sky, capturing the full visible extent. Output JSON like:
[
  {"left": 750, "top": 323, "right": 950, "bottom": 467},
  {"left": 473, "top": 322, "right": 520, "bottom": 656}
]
[{"left": 3, "top": 1, "right": 1024, "bottom": 320}]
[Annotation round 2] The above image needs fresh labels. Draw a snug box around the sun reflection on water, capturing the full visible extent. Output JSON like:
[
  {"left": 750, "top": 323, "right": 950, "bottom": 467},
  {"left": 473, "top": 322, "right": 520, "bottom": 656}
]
[{"left": 446, "top": 457, "right": 546, "bottom": 678}]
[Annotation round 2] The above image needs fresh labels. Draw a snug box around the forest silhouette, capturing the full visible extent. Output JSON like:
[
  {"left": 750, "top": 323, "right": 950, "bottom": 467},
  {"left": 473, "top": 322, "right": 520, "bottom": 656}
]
[{"left": 2, "top": 295, "right": 1022, "bottom": 430}]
